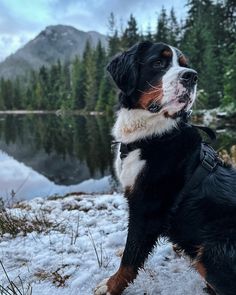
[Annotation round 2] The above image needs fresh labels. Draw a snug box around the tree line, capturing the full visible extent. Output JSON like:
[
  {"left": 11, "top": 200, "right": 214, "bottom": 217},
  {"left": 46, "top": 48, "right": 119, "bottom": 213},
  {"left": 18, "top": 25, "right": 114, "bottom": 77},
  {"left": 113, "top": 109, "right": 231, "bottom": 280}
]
[{"left": 0, "top": 0, "right": 235, "bottom": 112}]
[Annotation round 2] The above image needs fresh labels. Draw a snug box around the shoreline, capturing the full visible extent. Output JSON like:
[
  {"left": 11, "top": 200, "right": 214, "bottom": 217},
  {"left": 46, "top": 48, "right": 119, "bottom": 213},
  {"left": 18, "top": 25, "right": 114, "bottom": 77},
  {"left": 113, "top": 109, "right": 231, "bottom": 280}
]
[{"left": 0, "top": 110, "right": 104, "bottom": 115}]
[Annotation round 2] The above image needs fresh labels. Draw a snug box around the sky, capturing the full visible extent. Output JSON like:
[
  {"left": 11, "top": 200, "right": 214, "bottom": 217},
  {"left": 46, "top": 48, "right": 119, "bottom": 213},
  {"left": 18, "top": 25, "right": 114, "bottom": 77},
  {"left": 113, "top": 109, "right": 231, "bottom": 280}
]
[{"left": 0, "top": 0, "right": 187, "bottom": 61}]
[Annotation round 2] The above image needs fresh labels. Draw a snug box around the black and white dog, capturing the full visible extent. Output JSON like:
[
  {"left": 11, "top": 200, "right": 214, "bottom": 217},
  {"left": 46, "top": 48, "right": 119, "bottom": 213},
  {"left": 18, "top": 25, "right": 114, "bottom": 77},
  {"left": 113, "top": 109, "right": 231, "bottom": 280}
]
[{"left": 94, "top": 41, "right": 236, "bottom": 295}]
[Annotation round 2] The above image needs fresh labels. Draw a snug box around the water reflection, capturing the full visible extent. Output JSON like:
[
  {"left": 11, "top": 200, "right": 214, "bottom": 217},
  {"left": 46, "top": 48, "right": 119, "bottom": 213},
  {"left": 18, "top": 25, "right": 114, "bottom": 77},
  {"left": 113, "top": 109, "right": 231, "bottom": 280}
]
[
  {"left": 0, "top": 150, "right": 112, "bottom": 201},
  {"left": 0, "top": 113, "right": 235, "bottom": 201},
  {"left": 0, "top": 114, "right": 114, "bottom": 185}
]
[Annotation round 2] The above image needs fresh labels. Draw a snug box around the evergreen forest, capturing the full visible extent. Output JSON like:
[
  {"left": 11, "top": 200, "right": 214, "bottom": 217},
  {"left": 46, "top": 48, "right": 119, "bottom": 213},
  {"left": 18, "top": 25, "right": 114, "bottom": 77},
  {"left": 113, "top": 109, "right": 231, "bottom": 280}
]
[{"left": 0, "top": 0, "right": 235, "bottom": 113}]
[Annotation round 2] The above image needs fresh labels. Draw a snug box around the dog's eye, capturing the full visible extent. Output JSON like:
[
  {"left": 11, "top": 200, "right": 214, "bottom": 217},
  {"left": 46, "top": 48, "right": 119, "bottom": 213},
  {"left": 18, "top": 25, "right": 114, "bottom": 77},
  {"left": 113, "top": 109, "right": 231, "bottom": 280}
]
[{"left": 152, "top": 60, "right": 163, "bottom": 69}]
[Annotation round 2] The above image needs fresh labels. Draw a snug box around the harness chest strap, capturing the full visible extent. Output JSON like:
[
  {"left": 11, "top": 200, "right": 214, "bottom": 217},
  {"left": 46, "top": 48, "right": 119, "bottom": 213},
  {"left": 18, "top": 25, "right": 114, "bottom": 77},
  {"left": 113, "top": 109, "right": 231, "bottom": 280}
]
[
  {"left": 181, "top": 143, "right": 221, "bottom": 193},
  {"left": 168, "top": 142, "right": 222, "bottom": 216}
]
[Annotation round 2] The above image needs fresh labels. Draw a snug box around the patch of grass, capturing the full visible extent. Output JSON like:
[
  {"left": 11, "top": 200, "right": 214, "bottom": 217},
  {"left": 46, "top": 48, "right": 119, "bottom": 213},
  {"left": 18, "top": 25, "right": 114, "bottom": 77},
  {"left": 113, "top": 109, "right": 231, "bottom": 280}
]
[
  {"left": 34, "top": 266, "right": 70, "bottom": 287},
  {"left": 88, "top": 230, "right": 111, "bottom": 269},
  {"left": 0, "top": 210, "right": 65, "bottom": 238},
  {"left": 0, "top": 261, "right": 32, "bottom": 295}
]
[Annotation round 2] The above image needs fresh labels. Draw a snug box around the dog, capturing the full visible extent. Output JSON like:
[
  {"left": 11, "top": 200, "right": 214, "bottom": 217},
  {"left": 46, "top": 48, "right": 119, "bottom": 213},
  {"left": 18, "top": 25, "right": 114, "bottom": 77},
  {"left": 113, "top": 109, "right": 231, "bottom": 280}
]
[{"left": 94, "top": 41, "right": 236, "bottom": 295}]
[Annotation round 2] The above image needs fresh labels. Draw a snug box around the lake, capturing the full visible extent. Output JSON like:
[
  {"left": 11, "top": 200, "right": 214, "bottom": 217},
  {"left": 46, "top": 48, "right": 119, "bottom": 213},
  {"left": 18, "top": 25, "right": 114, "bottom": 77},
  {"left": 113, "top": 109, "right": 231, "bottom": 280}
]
[{"left": 0, "top": 113, "right": 235, "bottom": 202}]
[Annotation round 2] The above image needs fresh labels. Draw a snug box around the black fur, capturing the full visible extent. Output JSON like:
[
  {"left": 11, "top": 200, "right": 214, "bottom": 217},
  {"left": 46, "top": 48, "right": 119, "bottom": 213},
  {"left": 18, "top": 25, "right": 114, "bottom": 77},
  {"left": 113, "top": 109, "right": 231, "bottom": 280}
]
[
  {"left": 121, "top": 124, "right": 236, "bottom": 295},
  {"left": 107, "top": 41, "right": 174, "bottom": 109}
]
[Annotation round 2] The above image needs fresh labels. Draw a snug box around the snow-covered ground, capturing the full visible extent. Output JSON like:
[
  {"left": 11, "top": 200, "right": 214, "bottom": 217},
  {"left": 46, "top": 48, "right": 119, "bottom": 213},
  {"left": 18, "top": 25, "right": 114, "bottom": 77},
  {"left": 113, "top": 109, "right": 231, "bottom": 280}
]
[{"left": 0, "top": 193, "right": 207, "bottom": 295}]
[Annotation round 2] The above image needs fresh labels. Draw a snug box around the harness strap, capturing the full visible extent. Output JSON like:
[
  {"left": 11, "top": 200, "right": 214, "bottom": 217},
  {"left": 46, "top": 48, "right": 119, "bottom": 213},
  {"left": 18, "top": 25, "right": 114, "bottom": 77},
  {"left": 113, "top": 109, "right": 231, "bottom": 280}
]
[
  {"left": 181, "top": 143, "right": 220, "bottom": 193},
  {"left": 170, "top": 143, "right": 222, "bottom": 215}
]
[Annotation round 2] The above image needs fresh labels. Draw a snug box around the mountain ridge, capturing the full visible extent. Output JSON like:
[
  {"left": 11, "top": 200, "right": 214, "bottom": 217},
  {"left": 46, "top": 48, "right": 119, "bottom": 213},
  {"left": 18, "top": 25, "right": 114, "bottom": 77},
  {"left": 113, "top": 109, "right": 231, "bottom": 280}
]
[{"left": 0, "top": 25, "right": 107, "bottom": 80}]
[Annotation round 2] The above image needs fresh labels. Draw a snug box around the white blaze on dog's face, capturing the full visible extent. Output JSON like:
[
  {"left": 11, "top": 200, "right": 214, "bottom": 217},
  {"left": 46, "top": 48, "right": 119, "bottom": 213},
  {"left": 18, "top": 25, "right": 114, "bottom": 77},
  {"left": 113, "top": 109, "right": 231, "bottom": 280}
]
[
  {"left": 161, "top": 46, "right": 197, "bottom": 116},
  {"left": 107, "top": 41, "right": 198, "bottom": 142},
  {"left": 134, "top": 43, "right": 198, "bottom": 118}
]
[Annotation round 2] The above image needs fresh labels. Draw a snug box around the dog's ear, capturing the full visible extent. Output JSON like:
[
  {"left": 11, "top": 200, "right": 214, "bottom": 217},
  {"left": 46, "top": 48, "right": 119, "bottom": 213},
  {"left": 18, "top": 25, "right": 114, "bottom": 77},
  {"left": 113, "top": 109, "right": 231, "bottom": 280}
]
[{"left": 107, "top": 41, "right": 152, "bottom": 96}]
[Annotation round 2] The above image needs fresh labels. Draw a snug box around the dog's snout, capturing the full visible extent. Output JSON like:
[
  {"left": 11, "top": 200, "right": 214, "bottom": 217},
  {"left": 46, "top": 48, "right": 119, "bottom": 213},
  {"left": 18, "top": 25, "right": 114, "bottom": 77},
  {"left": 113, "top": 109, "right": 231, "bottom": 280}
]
[{"left": 179, "top": 70, "right": 198, "bottom": 86}]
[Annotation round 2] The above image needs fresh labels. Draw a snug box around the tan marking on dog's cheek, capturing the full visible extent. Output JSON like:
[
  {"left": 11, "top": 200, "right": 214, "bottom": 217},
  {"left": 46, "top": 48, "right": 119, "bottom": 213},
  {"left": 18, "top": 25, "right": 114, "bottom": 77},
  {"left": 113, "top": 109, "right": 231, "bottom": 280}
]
[{"left": 138, "top": 81, "right": 163, "bottom": 110}]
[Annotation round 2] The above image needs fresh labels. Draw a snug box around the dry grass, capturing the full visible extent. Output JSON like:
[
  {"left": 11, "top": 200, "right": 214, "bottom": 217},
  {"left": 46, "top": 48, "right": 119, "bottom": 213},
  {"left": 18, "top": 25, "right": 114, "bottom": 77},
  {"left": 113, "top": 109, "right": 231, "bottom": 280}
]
[
  {"left": 34, "top": 266, "right": 71, "bottom": 287},
  {"left": 88, "top": 230, "right": 111, "bottom": 269},
  {"left": 0, "top": 210, "right": 65, "bottom": 238},
  {"left": 0, "top": 261, "right": 32, "bottom": 295}
]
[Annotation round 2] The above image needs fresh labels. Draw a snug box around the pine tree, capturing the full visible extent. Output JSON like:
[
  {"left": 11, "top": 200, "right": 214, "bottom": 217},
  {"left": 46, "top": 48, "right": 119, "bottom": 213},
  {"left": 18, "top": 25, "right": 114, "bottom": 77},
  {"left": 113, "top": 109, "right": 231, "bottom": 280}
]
[
  {"left": 121, "top": 14, "right": 139, "bottom": 49},
  {"left": 146, "top": 23, "right": 153, "bottom": 41},
  {"left": 107, "top": 13, "right": 121, "bottom": 57},
  {"left": 72, "top": 56, "right": 85, "bottom": 109},
  {"left": 12, "top": 78, "right": 22, "bottom": 109},
  {"left": 224, "top": 0, "right": 236, "bottom": 53},
  {"left": 155, "top": 7, "right": 169, "bottom": 43},
  {"left": 182, "top": 0, "right": 223, "bottom": 108},
  {"left": 95, "top": 40, "right": 107, "bottom": 104},
  {"left": 28, "top": 70, "right": 39, "bottom": 109},
  {"left": 168, "top": 8, "right": 180, "bottom": 47},
  {"left": 48, "top": 60, "right": 62, "bottom": 109},
  {"left": 2, "top": 79, "right": 14, "bottom": 109},
  {"left": 59, "top": 63, "right": 72, "bottom": 109},
  {"left": 38, "top": 66, "right": 49, "bottom": 109},
  {"left": 223, "top": 44, "right": 236, "bottom": 107},
  {"left": 0, "top": 78, "right": 5, "bottom": 110},
  {"left": 35, "top": 81, "right": 44, "bottom": 109},
  {"left": 96, "top": 77, "right": 111, "bottom": 111},
  {"left": 83, "top": 41, "right": 98, "bottom": 111}
]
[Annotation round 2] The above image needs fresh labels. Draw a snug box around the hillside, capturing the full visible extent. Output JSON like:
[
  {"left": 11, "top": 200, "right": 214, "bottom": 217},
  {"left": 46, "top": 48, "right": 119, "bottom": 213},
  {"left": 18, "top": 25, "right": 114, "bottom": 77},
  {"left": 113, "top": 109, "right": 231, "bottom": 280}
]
[{"left": 0, "top": 25, "right": 107, "bottom": 80}]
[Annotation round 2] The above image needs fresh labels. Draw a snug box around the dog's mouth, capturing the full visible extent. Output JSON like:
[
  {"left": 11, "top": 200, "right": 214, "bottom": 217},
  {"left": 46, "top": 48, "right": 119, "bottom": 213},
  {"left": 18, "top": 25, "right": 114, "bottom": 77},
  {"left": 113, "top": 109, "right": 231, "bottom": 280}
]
[
  {"left": 178, "top": 92, "right": 191, "bottom": 104},
  {"left": 147, "top": 92, "right": 192, "bottom": 114}
]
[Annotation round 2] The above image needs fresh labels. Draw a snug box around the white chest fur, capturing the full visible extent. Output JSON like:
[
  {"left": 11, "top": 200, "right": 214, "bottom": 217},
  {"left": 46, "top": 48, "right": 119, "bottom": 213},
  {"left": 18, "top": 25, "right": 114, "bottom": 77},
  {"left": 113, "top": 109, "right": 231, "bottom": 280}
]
[
  {"left": 113, "top": 108, "right": 176, "bottom": 190},
  {"left": 115, "top": 146, "right": 146, "bottom": 189}
]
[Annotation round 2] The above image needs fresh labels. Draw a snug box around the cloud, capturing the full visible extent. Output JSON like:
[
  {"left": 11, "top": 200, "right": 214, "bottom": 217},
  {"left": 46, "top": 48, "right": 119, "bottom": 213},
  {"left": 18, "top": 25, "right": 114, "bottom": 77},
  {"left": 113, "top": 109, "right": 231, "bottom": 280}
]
[{"left": 0, "top": 0, "right": 187, "bottom": 61}]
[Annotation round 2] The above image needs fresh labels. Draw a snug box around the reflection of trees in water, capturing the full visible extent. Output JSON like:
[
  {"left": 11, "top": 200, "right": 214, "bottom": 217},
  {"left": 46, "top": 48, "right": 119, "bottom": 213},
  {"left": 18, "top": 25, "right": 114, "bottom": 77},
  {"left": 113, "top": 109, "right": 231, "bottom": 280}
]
[
  {"left": 0, "top": 114, "right": 114, "bottom": 177},
  {"left": 1, "top": 115, "right": 235, "bottom": 175}
]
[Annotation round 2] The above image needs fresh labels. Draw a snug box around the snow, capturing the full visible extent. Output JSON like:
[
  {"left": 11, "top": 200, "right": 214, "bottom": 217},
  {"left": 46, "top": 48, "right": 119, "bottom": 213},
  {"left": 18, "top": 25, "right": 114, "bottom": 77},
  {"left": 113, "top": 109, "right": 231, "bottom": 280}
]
[{"left": 0, "top": 193, "right": 206, "bottom": 295}]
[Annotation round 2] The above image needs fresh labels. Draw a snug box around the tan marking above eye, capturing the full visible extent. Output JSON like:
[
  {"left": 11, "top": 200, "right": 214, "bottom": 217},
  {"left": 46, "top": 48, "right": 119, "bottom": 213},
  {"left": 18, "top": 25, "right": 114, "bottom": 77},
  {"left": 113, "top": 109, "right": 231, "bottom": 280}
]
[
  {"left": 179, "top": 55, "right": 188, "bottom": 66},
  {"left": 162, "top": 49, "right": 172, "bottom": 58}
]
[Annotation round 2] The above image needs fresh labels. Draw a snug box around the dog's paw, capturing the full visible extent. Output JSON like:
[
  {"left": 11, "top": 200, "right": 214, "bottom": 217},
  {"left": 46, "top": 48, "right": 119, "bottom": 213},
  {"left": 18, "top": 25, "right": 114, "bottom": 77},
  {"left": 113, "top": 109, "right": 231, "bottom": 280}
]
[{"left": 94, "top": 278, "right": 111, "bottom": 295}]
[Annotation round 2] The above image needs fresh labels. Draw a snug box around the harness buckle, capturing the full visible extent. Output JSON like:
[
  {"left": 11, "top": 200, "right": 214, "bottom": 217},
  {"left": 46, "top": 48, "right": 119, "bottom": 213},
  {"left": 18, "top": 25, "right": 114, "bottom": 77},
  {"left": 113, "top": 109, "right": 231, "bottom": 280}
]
[{"left": 201, "top": 152, "right": 218, "bottom": 172}]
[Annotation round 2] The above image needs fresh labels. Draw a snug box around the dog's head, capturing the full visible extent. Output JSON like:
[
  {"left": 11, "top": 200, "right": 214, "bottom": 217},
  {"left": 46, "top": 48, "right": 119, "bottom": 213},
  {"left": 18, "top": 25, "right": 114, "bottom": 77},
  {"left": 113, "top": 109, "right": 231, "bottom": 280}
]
[{"left": 107, "top": 41, "right": 197, "bottom": 118}]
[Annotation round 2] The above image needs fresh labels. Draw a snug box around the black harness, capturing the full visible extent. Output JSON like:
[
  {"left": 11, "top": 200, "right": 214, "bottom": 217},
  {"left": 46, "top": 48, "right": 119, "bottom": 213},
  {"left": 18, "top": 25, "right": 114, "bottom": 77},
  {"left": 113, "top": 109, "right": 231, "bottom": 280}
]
[{"left": 113, "top": 111, "right": 222, "bottom": 200}]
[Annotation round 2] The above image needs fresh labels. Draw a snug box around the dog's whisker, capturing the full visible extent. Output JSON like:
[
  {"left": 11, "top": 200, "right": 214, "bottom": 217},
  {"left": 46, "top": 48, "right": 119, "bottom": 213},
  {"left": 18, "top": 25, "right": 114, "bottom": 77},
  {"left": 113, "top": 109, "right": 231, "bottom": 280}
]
[
  {"left": 146, "top": 81, "right": 162, "bottom": 90},
  {"left": 138, "top": 89, "right": 161, "bottom": 95}
]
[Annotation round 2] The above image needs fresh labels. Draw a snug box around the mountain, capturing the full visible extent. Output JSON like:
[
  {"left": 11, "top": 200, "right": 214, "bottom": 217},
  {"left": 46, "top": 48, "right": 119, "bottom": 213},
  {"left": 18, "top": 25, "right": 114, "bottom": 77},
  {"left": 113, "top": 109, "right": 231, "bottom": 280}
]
[{"left": 0, "top": 25, "right": 107, "bottom": 80}]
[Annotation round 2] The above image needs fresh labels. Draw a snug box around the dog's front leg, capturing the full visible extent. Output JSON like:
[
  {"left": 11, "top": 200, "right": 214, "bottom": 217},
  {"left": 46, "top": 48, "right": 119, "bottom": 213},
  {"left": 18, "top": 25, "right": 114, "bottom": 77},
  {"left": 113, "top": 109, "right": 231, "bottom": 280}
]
[{"left": 95, "top": 203, "right": 160, "bottom": 295}]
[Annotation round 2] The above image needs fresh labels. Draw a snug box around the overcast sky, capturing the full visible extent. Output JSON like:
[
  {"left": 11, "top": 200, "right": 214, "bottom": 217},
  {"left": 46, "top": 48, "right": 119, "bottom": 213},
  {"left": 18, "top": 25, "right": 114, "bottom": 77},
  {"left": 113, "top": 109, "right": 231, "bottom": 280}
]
[{"left": 0, "top": 0, "right": 187, "bottom": 61}]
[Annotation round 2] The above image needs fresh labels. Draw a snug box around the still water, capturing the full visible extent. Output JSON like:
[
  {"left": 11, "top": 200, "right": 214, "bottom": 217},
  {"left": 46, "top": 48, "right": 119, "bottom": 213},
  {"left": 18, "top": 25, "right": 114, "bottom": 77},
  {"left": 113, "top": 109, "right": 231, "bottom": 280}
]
[
  {"left": 0, "top": 113, "right": 235, "bottom": 201},
  {"left": 0, "top": 114, "right": 114, "bottom": 201}
]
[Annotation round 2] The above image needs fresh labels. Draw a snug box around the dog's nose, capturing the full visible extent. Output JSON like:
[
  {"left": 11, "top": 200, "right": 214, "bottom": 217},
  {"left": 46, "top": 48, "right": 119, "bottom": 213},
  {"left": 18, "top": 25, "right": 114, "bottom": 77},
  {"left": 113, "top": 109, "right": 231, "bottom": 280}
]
[{"left": 179, "top": 70, "right": 198, "bottom": 86}]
